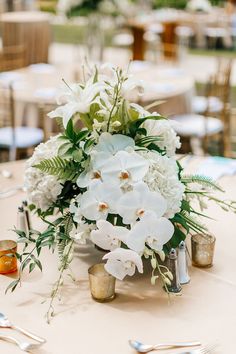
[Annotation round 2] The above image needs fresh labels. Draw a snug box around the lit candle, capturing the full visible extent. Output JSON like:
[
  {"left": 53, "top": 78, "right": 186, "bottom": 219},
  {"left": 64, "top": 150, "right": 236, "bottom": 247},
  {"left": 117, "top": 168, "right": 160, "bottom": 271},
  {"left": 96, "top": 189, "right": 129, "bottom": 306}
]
[
  {"left": 0, "top": 240, "right": 17, "bottom": 274},
  {"left": 191, "top": 234, "right": 216, "bottom": 268},
  {"left": 88, "top": 263, "right": 116, "bottom": 302}
]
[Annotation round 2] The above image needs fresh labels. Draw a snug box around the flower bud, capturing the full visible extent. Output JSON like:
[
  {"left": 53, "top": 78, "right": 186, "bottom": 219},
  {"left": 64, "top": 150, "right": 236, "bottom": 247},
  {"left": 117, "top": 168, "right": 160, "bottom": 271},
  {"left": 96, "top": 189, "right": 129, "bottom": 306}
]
[
  {"left": 163, "top": 276, "right": 171, "bottom": 286},
  {"left": 151, "top": 275, "right": 159, "bottom": 285},
  {"left": 151, "top": 258, "right": 157, "bottom": 269},
  {"left": 165, "top": 270, "right": 173, "bottom": 281},
  {"left": 157, "top": 250, "right": 165, "bottom": 262}
]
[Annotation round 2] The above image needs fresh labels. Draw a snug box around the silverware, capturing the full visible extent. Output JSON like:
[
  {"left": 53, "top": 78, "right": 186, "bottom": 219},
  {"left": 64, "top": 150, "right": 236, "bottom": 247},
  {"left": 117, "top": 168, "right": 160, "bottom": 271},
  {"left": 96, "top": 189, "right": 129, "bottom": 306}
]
[
  {"left": 0, "top": 333, "right": 43, "bottom": 352},
  {"left": 0, "top": 313, "right": 46, "bottom": 344},
  {"left": 177, "top": 344, "right": 217, "bottom": 354},
  {"left": 129, "top": 339, "right": 201, "bottom": 352}
]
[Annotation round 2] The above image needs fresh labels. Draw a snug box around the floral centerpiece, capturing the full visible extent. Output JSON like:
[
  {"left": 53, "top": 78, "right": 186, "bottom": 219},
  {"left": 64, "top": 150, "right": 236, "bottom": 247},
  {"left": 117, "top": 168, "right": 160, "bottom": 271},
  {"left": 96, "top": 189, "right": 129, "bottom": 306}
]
[
  {"left": 8, "top": 64, "right": 235, "bottom": 320},
  {"left": 186, "top": 0, "right": 212, "bottom": 13},
  {"left": 57, "top": 0, "right": 135, "bottom": 17}
]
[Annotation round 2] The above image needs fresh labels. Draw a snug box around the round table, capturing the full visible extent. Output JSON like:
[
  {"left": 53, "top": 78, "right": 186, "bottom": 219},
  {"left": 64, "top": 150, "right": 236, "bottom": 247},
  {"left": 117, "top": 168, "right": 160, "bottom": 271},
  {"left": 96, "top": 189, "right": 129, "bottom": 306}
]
[{"left": 0, "top": 11, "right": 51, "bottom": 65}]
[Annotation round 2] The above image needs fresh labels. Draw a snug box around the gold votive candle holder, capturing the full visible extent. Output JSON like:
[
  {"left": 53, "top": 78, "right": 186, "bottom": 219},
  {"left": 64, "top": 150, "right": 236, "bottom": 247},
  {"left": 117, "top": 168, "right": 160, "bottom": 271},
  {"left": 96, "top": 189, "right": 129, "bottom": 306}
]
[
  {"left": 88, "top": 263, "right": 116, "bottom": 302},
  {"left": 0, "top": 240, "right": 17, "bottom": 274},
  {"left": 191, "top": 234, "right": 216, "bottom": 268}
]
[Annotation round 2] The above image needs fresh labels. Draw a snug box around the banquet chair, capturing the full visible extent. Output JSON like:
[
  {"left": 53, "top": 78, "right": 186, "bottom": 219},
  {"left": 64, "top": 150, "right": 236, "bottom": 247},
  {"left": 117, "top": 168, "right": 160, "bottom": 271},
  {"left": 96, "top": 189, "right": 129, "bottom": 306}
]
[
  {"left": 0, "top": 83, "right": 44, "bottom": 161},
  {"left": 192, "top": 58, "right": 232, "bottom": 117},
  {"left": 0, "top": 45, "right": 26, "bottom": 72},
  {"left": 171, "top": 73, "right": 232, "bottom": 156}
]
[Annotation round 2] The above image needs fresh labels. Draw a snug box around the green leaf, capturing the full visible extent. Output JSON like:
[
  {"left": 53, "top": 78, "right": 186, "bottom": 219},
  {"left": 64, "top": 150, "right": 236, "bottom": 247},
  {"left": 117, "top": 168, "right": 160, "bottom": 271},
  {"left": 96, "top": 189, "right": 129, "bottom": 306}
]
[
  {"left": 129, "top": 115, "right": 166, "bottom": 138},
  {"left": 21, "top": 258, "right": 31, "bottom": 271},
  {"left": 170, "top": 227, "right": 186, "bottom": 248},
  {"left": 65, "top": 119, "right": 76, "bottom": 141},
  {"left": 181, "top": 199, "right": 191, "bottom": 213},
  {"left": 29, "top": 263, "right": 36, "bottom": 273},
  {"left": 5, "top": 279, "right": 20, "bottom": 294},
  {"left": 58, "top": 142, "right": 73, "bottom": 157},
  {"left": 34, "top": 156, "right": 81, "bottom": 182},
  {"left": 30, "top": 255, "right": 43, "bottom": 272},
  {"left": 181, "top": 174, "right": 224, "bottom": 192}
]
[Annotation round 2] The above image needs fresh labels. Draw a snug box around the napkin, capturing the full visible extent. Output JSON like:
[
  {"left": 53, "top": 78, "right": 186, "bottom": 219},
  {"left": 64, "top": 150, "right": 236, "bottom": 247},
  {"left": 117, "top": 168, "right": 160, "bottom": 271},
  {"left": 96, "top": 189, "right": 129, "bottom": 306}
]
[{"left": 196, "top": 156, "right": 236, "bottom": 180}]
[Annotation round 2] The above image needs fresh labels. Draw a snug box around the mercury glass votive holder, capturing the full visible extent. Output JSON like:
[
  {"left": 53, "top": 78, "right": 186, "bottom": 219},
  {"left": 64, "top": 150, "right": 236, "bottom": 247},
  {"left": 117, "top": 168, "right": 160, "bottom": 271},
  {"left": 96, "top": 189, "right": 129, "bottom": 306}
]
[
  {"left": 0, "top": 240, "right": 17, "bottom": 274},
  {"left": 88, "top": 263, "right": 116, "bottom": 302},
  {"left": 191, "top": 234, "right": 216, "bottom": 268}
]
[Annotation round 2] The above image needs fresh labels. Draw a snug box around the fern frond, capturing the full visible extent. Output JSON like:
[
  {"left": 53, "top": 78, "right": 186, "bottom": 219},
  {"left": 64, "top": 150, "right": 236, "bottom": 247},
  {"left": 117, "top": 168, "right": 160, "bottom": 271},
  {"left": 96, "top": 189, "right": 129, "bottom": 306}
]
[
  {"left": 57, "top": 214, "right": 73, "bottom": 269},
  {"left": 34, "top": 156, "right": 80, "bottom": 182},
  {"left": 181, "top": 174, "right": 224, "bottom": 192}
]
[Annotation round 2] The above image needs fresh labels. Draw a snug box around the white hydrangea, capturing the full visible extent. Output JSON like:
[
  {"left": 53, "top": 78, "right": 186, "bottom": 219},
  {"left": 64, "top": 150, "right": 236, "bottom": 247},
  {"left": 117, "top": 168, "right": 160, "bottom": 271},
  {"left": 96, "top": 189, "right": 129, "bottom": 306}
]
[
  {"left": 143, "top": 118, "right": 181, "bottom": 157},
  {"left": 24, "top": 136, "right": 63, "bottom": 211},
  {"left": 138, "top": 150, "right": 185, "bottom": 218}
]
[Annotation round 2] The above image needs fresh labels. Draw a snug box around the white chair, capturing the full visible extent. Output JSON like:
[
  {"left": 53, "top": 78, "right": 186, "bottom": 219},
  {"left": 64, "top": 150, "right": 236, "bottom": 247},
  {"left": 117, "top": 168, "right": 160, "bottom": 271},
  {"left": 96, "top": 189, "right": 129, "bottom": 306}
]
[
  {"left": 205, "top": 27, "right": 230, "bottom": 49},
  {"left": 193, "top": 58, "right": 232, "bottom": 116},
  {"left": 0, "top": 83, "right": 44, "bottom": 161},
  {"left": 172, "top": 113, "right": 225, "bottom": 156},
  {"left": 192, "top": 95, "right": 223, "bottom": 115},
  {"left": 175, "top": 26, "right": 194, "bottom": 47}
]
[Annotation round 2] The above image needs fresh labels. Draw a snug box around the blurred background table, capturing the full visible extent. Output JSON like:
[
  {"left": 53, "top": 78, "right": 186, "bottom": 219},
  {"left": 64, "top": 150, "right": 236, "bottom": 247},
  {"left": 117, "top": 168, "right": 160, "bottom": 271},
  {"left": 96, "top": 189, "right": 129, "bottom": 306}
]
[{"left": 0, "top": 11, "right": 51, "bottom": 65}]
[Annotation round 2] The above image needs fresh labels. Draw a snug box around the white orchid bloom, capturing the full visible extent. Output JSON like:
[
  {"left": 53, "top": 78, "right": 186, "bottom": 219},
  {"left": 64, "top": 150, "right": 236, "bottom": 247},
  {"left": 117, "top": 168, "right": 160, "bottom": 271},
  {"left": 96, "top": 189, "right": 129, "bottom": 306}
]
[
  {"left": 77, "top": 151, "right": 110, "bottom": 188},
  {"left": 91, "top": 220, "right": 128, "bottom": 251},
  {"left": 94, "top": 132, "right": 135, "bottom": 155},
  {"left": 103, "top": 248, "right": 143, "bottom": 280},
  {"left": 69, "top": 223, "right": 94, "bottom": 245},
  {"left": 126, "top": 212, "right": 174, "bottom": 253},
  {"left": 48, "top": 80, "right": 104, "bottom": 128},
  {"left": 79, "top": 180, "right": 122, "bottom": 221},
  {"left": 117, "top": 182, "right": 167, "bottom": 224},
  {"left": 101, "top": 150, "right": 149, "bottom": 186}
]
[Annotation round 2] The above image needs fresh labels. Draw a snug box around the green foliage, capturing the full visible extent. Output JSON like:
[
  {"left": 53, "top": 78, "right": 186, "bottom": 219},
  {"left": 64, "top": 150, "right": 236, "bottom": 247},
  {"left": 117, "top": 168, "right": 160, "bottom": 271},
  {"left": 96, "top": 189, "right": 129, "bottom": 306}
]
[
  {"left": 182, "top": 174, "right": 224, "bottom": 192},
  {"left": 34, "top": 156, "right": 81, "bottom": 182},
  {"left": 128, "top": 115, "right": 166, "bottom": 138},
  {"left": 153, "top": 0, "right": 187, "bottom": 9}
]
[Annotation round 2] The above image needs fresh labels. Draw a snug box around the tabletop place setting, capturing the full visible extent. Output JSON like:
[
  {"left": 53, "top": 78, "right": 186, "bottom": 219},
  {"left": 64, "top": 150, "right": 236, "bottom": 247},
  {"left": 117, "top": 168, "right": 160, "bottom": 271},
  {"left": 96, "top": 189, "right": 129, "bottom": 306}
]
[{"left": 1, "top": 0, "right": 236, "bottom": 353}]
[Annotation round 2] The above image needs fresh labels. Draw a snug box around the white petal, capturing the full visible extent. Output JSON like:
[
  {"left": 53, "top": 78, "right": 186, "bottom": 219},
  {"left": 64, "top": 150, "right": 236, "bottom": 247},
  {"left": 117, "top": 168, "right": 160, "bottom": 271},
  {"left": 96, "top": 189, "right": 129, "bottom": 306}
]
[
  {"left": 95, "top": 133, "right": 135, "bottom": 155},
  {"left": 126, "top": 221, "right": 148, "bottom": 253},
  {"left": 104, "top": 259, "right": 127, "bottom": 280},
  {"left": 148, "top": 217, "right": 174, "bottom": 251}
]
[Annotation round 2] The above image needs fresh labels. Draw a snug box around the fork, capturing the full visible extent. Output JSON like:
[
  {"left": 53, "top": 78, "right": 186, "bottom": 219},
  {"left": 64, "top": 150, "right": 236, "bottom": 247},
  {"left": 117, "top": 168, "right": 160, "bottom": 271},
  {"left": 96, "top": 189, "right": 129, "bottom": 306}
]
[
  {"left": 178, "top": 344, "right": 217, "bottom": 354},
  {"left": 0, "top": 333, "right": 43, "bottom": 352}
]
